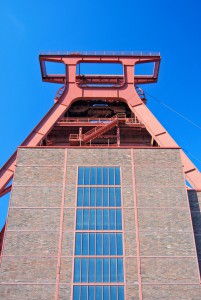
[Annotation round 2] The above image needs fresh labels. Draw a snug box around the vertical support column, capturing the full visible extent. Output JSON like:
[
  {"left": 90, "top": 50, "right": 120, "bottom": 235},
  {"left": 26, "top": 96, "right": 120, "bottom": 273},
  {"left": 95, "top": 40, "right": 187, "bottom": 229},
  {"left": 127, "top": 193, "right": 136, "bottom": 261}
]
[
  {"left": 117, "top": 127, "right": 120, "bottom": 147},
  {"left": 131, "top": 149, "right": 143, "bottom": 300},
  {"left": 55, "top": 148, "right": 68, "bottom": 300},
  {"left": 79, "top": 127, "right": 82, "bottom": 146}
]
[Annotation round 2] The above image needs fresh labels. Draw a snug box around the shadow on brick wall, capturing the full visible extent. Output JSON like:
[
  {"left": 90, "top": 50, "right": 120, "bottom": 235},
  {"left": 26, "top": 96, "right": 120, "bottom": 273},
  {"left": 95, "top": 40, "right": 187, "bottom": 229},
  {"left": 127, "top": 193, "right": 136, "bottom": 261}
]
[{"left": 188, "top": 190, "right": 201, "bottom": 276}]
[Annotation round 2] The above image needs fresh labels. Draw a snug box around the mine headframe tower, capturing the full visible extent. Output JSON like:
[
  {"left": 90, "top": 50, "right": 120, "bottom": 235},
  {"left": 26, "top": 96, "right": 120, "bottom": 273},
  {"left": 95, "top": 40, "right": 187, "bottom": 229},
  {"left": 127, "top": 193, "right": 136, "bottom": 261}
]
[{"left": 0, "top": 51, "right": 201, "bottom": 198}]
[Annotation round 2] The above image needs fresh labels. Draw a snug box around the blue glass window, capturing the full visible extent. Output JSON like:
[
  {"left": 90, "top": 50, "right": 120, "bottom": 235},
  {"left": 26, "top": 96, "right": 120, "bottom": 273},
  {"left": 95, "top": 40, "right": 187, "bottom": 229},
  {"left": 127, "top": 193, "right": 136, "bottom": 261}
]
[
  {"left": 74, "top": 167, "right": 124, "bottom": 299},
  {"left": 77, "top": 187, "right": 121, "bottom": 207},
  {"left": 73, "top": 286, "right": 125, "bottom": 300},
  {"left": 76, "top": 209, "right": 122, "bottom": 230},
  {"left": 78, "top": 167, "right": 121, "bottom": 186},
  {"left": 73, "top": 285, "right": 124, "bottom": 300},
  {"left": 75, "top": 233, "right": 123, "bottom": 255},
  {"left": 74, "top": 258, "right": 124, "bottom": 283}
]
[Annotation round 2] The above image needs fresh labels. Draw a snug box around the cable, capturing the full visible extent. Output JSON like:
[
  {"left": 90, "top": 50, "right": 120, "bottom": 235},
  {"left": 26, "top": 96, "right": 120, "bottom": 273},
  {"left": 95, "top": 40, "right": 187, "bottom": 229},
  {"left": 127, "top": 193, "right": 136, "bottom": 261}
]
[
  {"left": 143, "top": 89, "right": 201, "bottom": 165},
  {"left": 144, "top": 90, "right": 201, "bottom": 131},
  {"left": 183, "top": 148, "right": 201, "bottom": 164}
]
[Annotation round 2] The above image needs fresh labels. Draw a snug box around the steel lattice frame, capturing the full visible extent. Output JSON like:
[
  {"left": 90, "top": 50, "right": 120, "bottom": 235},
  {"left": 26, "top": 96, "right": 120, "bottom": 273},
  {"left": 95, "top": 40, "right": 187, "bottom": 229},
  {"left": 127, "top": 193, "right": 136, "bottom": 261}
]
[{"left": 0, "top": 52, "right": 201, "bottom": 198}]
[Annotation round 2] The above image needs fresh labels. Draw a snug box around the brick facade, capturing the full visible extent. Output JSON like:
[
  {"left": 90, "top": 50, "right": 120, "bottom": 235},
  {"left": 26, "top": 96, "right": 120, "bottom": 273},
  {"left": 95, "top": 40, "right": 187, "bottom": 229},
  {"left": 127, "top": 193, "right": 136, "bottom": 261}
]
[{"left": 0, "top": 148, "right": 200, "bottom": 299}]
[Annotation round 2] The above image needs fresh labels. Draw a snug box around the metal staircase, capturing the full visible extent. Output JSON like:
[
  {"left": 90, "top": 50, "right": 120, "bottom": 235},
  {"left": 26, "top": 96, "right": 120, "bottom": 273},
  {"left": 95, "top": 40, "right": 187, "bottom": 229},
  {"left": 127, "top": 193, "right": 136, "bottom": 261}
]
[{"left": 69, "top": 113, "right": 125, "bottom": 145}]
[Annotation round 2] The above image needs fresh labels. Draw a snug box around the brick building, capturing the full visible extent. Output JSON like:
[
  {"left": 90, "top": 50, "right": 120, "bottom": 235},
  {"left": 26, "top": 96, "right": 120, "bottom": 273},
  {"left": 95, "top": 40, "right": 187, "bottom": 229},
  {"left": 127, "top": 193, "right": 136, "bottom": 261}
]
[{"left": 0, "top": 52, "right": 201, "bottom": 299}]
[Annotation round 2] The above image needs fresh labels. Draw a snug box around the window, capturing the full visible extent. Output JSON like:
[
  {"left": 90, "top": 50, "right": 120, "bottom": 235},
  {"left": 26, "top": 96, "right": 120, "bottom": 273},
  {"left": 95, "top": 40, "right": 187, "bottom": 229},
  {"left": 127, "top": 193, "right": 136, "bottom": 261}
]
[
  {"left": 77, "top": 187, "right": 121, "bottom": 207},
  {"left": 75, "top": 233, "right": 123, "bottom": 256},
  {"left": 73, "top": 285, "right": 124, "bottom": 300},
  {"left": 74, "top": 258, "right": 124, "bottom": 283},
  {"left": 78, "top": 167, "right": 120, "bottom": 186},
  {"left": 73, "top": 167, "right": 124, "bottom": 300}
]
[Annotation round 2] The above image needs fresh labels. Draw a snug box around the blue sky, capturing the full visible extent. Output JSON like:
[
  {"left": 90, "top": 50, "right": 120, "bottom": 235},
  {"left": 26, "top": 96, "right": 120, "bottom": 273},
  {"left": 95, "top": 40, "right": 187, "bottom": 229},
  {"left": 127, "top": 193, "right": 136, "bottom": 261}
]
[{"left": 0, "top": 0, "right": 201, "bottom": 230}]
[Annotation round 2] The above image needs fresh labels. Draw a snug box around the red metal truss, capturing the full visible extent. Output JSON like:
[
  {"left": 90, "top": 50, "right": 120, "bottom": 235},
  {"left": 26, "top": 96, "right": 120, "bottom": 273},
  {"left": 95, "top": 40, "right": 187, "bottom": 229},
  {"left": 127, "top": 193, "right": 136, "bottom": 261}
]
[
  {"left": 0, "top": 52, "right": 201, "bottom": 196},
  {"left": 0, "top": 225, "right": 5, "bottom": 255}
]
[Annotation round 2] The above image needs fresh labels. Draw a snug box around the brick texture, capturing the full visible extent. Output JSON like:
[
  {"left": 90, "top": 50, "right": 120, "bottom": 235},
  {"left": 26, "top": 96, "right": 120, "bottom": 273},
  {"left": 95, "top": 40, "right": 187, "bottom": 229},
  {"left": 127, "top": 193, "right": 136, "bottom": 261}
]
[
  {"left": 0, "top": 285, "right": 56, "bottom": 300},
  {"left": 134, "top": 149, "right": 200, "bottom": 298},
  {"left": 142, "top": 285, "right": 201, "bottom": 300},
  {"left": 1, "top": 147, "right": 200, "bottom": 299}
]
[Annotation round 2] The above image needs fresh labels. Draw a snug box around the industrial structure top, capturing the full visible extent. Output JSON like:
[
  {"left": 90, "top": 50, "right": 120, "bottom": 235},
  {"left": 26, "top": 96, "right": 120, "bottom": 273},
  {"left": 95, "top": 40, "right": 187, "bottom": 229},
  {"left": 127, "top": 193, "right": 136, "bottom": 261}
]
[{"left": 0, "top": 51, "right": 201, "bottom": 197}]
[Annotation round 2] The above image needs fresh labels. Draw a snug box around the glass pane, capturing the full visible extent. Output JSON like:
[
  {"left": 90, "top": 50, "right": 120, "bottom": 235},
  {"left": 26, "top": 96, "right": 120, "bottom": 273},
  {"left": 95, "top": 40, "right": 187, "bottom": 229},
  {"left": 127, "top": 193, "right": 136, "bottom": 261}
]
[
  {"left": 77, "top": 187, "right": 83, "bottom": 206},
  {"left": 117, "top": 233, "right": 123, "bottom": 255},
  {"left": 103, "top": 258, "right": 109, "bottom": 282},
  {"left": 110, "top": 233, "right": 116, "bottom": 255},
  {"left": 78, "top": 167, "right": 84, "bottom": 185},
  {"left": 117, "top": 258, "right": 124, "bottom": 282},
  {"left": 89, "top": 286, "right": 95, "bottom": 300},
  {"left": 118, "top": 286, "right": 124, "bottom": 300},
  {"left": 90, "top": 168, "right": 96, "bottom": 185},
  {"left": 115, "top": 188, "right": 121, "bottom": 207},
  {"left": 81, "top": 258, "right": 88, "bottom": 282},
  {"left": 109, "top": 188, "right": 115, "bottom": 207},
  {"left": 103, "top": 233, "right": 109, "bottom": 255},
  {"left": 96, "top": 233, "right": 103, "bottom": 255},
  {"left": 109, "top": 167, "right": 115, "bottom": 185},
  {"left": 97, "top": 167, "right": 102, "bottom": 185},
  {"left": 115, "top": 167, "right": 120, "bottom": 185},
  {"left": 89, "top": 209, "right": 95, "bottom": 230},
  {"left": 97, "top": 188, "right": 102, "bottom": 206},
  {"left": 89, "top": 233, "right": 95, "bottom": 255},
  {"left": 84, "top": 188, "right": 89, "bottom": 206},
  {"left": 84, "top": 167, "right": 90, "bottom": 185},
  {"left": 110, "top": 258, "right": 117, "bottom": 282},
  {"left": 109, "top": 209, "right": 115, "bottom": 230},
  {"left": 83, "top": 209, "right": 89, "bottom": 230},
  {"left": 116, "top": 210, "right": 122, "bottom": 230},
  {"left": 73, "top": 286, "right": 80, "bottom": 300},
  {"left": 75, "top": 233, "right": 82, "bottom": 255},
  {"left": 103, "top": 209, "right": 109, "bottom": 230},
  {"left": 103, "top": 286, "right": 109, "bottom": 300},
  {"left": 81, "top": 286, "right": 87, "bottom": 300},
  {"left": 96, "top": 258, "right": 103, "bottom": 282},
  {"left": 96, "top": 286, "right": 102, "bottom": 300},
  {"left": 74, "top": 258, "right": 81, "bottom": 282},
  {"left": 90, "top": 188, "right": 96, "bottom": 207},
  {"left": 89, "top": 258, "right": 95, "bottom": 282},
  {"left": 76, "top": 209, "right": 82, "bottom": 230},
  {"left": 103, "top": 188, "right": 109, "bottom": 206},
  {"left": 83, "top": 233, "right": 89, "bottom": 255},
  {"left": 96, "top": 209, "right": 102, "bottom": 230},
  {"left": 111, "top": 286, "right": 117, "bottom": 299},
  {"left": 103, "top": 167, "right": 109, "bottom": 185}
]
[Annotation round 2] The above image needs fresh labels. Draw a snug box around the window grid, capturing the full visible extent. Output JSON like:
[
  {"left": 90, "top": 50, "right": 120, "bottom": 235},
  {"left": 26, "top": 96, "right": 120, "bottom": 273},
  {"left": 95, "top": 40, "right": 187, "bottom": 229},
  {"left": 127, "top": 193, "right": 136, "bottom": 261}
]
[
  {"left": 75, "top": 233, "right": 123, "bottom": 256},
  {"left": 73, "top": 167, "right": 125, "bottom": 300},
  {"left": 73, "top": 285, "right": 124, "bottom": 300}
]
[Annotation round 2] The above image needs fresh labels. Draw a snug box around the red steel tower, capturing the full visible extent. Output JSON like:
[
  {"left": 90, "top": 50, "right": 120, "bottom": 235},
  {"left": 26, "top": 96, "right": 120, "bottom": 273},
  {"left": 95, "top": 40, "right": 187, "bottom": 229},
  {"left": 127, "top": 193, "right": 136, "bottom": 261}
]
[{"left": 0, "top": 52, "right": 201, "bottom": 299}]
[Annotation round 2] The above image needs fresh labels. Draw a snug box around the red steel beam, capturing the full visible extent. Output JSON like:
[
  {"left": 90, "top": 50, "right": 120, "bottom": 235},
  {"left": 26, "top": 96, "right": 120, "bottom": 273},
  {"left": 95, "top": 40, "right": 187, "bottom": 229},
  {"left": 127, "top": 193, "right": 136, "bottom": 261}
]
[
  {"left": 55, "top": 149, "right": 68, "bottom": 299},
  {"left": 0, "top": 53, "right": 201, "bottom": 197},
  {"left": 0, "top": 225, "right": 5, "bottom": 256},
  {"left": 131, "top": 149, "right": 143, "bottom": 300}
]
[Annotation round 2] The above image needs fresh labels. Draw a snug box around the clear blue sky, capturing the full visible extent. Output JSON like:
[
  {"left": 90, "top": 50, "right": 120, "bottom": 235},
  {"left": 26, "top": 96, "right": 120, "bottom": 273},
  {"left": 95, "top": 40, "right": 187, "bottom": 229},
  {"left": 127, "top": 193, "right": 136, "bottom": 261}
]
[{"left": 0, "top": 0, "right": 201, "bottom": 230}]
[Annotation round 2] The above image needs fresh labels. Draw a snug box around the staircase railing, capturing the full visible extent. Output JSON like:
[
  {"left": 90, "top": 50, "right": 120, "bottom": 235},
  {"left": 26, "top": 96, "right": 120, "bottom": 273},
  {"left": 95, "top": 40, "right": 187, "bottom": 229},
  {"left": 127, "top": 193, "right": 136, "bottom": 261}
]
[{"left": 82, "top": 114, "right": 119, "bottom": 140}]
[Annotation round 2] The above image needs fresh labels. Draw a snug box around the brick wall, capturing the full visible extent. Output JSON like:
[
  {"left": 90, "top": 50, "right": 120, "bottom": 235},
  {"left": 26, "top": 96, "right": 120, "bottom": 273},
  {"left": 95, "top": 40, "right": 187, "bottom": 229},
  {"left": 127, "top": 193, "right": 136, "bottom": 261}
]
[
  {"left": 0, "top": 149, "right": 66, "bottom": 299},
  {"left": 134, "top": 149, "right": 201, "bottom": 299},
  {"left": 0, "top": 148, "right": 200, "bottom": 299}
]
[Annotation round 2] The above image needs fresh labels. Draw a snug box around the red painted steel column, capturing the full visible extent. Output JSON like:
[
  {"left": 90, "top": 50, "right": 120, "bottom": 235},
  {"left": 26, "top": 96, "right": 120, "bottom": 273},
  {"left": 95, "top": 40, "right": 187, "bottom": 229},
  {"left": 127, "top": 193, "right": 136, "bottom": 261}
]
[
  {"left": 131, "top": 149, "right": 143, "bottom": 300},
  {"left": 55, "top": 148, "right": 68, "bottom": 299}
]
